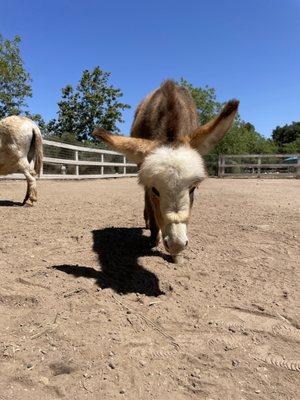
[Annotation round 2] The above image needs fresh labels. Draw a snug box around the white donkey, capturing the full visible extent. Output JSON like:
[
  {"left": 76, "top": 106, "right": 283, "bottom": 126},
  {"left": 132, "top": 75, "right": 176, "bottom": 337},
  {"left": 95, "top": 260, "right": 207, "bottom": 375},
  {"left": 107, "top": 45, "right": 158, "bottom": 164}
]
[
  {"left": 93, "top": 80, "right": 239, "bottom": 261},
  {"left": 0, "top": 116, "right": 43, "bottom": 205}
]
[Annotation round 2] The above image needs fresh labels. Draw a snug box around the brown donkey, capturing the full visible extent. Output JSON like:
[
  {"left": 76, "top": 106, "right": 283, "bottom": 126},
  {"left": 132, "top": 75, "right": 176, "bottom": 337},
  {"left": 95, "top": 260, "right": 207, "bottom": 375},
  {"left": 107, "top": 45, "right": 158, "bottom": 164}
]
[{"left": 93, "top": 80, "right": 238, "bottom": 261}]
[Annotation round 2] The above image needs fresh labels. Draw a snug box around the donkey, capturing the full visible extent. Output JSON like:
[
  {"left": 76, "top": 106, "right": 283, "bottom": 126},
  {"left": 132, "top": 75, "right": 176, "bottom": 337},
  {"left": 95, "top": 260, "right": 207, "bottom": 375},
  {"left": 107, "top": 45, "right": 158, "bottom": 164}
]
[
  {"left": 93, "top": 80, "right": 238, "bottom": 261},
  {"left": 0, "top": 116, "right": 43, "bottom": 205}
]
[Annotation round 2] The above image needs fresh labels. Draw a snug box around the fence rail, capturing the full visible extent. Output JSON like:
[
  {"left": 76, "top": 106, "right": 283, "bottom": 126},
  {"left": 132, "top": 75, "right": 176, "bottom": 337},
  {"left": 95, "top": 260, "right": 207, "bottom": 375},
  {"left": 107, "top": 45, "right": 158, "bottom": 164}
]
[
  {"left": 1, "top": 140, "right": 299, "bottom": 180},
  {"left": 218, "top": 154, "right": 300, "bottom": 178},
  {"left": 4, "top": 139, "right": 138, "bottom": 180}
]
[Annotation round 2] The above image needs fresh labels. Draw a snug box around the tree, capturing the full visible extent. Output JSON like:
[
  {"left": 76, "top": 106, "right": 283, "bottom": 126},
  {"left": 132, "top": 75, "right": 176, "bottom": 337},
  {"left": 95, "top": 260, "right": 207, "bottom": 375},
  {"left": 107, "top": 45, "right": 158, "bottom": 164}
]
[
  {"left": 23, "top": 112, "right": 47, "bottom": 132},
  {"left": 50, "top": 67, "right": 130, "bottom": 140},
  {"left": 179, "top": 78, "right": 221, "bottom": 124},
  {"left": 280, "top": 138, "right": 300, "bottom": 153},
  {"left": 211, "top": 122, "right": 278, "bottom": 155},
  {"left": 272, "top": 122, "right": 300, "bottom": 151},
  {"left": 0, "top": 34, "right": 32, "bottom": 118}
]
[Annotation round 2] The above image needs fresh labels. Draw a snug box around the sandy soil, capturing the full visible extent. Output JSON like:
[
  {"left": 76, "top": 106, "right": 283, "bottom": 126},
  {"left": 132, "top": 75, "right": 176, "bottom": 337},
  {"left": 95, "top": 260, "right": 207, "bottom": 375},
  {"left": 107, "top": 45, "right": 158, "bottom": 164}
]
[{"left": 0, "top": 178, "right": 299, "bottom": 400}]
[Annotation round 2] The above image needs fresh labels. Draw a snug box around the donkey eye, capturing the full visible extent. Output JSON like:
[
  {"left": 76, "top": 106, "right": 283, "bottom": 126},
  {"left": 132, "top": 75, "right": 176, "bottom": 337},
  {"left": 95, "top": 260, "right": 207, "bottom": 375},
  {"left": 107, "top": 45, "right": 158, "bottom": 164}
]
[{"left": 152, "top": 187, "right": 160, "bottom": 197}]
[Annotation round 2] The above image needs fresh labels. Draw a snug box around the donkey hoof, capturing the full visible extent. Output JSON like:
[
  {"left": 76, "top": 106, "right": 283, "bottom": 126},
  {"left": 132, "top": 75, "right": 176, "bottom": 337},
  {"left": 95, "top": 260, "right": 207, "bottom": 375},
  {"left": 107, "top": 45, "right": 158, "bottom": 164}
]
[
  {"left": 29, "top": 195, "right": 37, "bottom": 203},
  {"left": 23, "top": 201, "right": 34, "bottom": 207}
]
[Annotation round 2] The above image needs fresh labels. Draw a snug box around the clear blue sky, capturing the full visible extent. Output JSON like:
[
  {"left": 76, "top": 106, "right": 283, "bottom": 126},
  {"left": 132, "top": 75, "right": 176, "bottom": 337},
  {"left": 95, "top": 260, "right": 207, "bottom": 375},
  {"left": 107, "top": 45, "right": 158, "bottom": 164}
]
[{"left": 1, "top": 0, "right": 299, "bottom": 137}]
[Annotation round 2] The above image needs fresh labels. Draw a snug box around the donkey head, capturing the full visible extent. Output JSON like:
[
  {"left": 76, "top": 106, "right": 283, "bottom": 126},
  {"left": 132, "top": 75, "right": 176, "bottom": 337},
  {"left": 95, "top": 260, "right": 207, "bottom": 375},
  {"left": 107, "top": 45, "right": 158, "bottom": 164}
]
[{"left": 93, "top": 100, "right": 239, "bottom": 256}]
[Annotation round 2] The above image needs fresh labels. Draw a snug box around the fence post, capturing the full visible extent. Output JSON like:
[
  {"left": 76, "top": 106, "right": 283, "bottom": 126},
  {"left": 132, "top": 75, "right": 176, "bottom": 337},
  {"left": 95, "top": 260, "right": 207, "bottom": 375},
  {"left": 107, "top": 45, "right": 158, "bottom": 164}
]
[
  {"left": 218, "top": 155, "right": 222, "bottom": 177},
  {"left": 218, "top": 155, "right": 225, "bottom": 177},
  {"left": 257, "top": 156, "right": 261, "bottom": 178},
  {"left": 101, "top": 154, "right": 104, "bottom": 175},
  {"left": 75, "top": 150, "right": 79, "bottom": 176},
  {"left": 123, "top": 156, "right": 126, "bottom": 175}
]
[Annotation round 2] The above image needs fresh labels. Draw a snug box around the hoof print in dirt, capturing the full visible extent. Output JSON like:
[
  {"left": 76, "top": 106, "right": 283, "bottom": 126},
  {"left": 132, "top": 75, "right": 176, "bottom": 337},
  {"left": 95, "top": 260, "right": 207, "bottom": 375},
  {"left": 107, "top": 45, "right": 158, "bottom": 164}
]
[{"left": 49, "top": 362, "right": 76, "bottom": 376}]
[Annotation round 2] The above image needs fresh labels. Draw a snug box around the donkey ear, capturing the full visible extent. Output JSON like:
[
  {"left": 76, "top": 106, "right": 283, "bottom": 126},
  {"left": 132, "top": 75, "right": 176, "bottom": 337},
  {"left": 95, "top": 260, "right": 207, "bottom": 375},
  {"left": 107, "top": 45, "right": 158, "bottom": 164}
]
[
  {"left": 92, "top": 127, "right": 156, "bottom": 164},
  {"left": 190, "top": 100, "right": 239, "bottom": 155}
]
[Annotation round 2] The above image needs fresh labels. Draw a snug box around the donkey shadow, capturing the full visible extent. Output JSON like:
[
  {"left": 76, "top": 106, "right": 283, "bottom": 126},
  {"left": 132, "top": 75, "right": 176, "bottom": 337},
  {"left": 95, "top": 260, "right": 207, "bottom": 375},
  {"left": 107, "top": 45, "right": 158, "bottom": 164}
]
[
  {"left": 53, "top": 227, "right": 167, "bottom": 297},
  {"left": 0, "top": 200, "right": 23, "bottom": 207}
]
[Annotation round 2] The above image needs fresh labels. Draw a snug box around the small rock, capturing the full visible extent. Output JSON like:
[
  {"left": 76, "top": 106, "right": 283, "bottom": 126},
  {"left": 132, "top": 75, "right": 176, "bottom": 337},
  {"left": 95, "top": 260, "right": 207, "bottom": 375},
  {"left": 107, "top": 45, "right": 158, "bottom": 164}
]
[
  {"left": 173, "top": 255, "right": 183, "bottom": 264},
  {"left": 168, "top": 284, "right": 174, "bottom": 292},
  {"left": 40, "top": 376, "right": 49, "bottom": 385},
  {"left": 255, "top": 389, "right": 261, "bottom": 394},
  {"left": 119, "top": 389, "right": 125, "bottom": 394},
  {"left": 191, "top": 369, "right": 200, "bottom": 378},
  {"left": 108, "top": 362, "right": 116, "bottom": 369}
]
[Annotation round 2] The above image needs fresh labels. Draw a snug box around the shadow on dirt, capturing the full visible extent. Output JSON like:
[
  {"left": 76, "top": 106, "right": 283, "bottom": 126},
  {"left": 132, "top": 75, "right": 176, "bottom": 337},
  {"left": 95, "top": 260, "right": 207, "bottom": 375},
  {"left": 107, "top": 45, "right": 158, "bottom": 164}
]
[
  {"left": 53, "top": 227, "right": 167, "bottom": 297},
  {"left": 0, "top": 200, "right": 23, "bottom": 207}
]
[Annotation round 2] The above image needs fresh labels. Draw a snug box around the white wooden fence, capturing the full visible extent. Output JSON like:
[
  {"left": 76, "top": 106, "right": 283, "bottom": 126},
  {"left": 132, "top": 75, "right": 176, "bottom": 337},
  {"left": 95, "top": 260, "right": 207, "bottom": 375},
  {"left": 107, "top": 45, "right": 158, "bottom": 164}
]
[
  {"left": 3, "top": 140, "right": 138, "bottom": 180},
  {"left": 218, "top": 154, "right": 300, "bottom": 178},
  {"left": 2, "top": 141, "right": 299, "bottom": 180}
]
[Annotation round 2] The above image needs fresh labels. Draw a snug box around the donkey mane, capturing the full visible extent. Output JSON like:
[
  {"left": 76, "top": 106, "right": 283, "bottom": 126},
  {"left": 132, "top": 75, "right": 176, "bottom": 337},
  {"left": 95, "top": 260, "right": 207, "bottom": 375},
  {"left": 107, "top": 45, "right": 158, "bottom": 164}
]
[{"left": 131, "top": 80, "right": 199, "bottom": 144}]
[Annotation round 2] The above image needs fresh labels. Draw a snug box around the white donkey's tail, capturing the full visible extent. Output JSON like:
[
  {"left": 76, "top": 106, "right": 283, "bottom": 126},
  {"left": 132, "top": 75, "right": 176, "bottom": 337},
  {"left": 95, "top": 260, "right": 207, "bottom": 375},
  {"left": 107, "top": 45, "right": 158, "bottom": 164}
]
[{"left": 31, "top": 124, "right": 43, "bottom": 177}]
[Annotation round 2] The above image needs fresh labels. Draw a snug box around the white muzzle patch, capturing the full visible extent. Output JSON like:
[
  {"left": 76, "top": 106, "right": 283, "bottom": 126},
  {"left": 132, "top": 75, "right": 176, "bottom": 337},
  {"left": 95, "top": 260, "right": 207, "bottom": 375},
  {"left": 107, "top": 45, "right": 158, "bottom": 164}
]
[{"left": 163, "top": 223, "right": 188, "bottom": 255}]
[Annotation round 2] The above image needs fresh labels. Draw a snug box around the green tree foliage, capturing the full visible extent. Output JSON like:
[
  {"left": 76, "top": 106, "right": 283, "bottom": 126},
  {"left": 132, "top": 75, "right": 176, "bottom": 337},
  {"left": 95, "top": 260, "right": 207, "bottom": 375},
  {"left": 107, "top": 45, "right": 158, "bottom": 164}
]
[
  {"left": 212, "top": 123, "right": 278, "bottom": 155},
  {"left": 0, "top": 35, "right": 32, "bottom": 118},
  {"left": 49, "top": 67, "right": 130, "bottom": 140},
  {"left": 272, "top": 122, "right": 300, "bottom": 153},
  {"left": 280, "top": 138, "right": 300, "bottom": 153},
  {"left": 24, "top": 112, "right": 47, "bottom": 132},
  {"left": 179, "top": 78, "right": 221, "bottom": 124}
]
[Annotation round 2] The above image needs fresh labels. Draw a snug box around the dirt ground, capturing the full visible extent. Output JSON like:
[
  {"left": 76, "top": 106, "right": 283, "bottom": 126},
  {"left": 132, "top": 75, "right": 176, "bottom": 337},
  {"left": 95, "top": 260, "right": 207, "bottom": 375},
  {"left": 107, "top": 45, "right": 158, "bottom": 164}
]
[{"left": 0, "top": 178, "right": 299, "bottom": 400}]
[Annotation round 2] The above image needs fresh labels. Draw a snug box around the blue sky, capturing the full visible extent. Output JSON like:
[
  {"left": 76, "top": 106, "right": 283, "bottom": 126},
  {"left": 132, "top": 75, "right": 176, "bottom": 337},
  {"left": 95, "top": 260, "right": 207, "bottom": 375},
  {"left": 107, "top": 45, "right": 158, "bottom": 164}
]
[{"left": 1, "top": 0, "right": 299, "bottom": 137}]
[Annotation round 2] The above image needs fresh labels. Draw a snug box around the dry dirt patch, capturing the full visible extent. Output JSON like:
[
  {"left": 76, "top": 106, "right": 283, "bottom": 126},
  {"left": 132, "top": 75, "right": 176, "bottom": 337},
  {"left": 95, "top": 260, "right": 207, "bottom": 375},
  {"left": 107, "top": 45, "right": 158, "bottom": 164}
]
[{"left": 0, "top": 178, "right": 299, "bottom": 400}]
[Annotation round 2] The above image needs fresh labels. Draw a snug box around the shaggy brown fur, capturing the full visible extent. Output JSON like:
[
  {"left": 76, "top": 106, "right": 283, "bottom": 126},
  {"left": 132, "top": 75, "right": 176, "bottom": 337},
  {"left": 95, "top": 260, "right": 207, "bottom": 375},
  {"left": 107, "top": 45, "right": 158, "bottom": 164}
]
[
  {"left": 92, "top": 81, "right": 239, "bottom": 257},
  {"left": 131, "top": 80, "right": 199, "bottom": 143}
]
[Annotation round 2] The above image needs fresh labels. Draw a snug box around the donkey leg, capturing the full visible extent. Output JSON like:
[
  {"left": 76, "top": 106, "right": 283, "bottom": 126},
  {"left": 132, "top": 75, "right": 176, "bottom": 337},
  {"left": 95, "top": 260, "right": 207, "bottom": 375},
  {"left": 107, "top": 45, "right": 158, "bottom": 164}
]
[
  {"left": 144, "top": 190, "right": 150, "bottom": 229},
  {"left": 147, "top": 198, "right": 160, "bottom": 247},
  {"left": 18, "top": 158, "right": 37, "bottom": 205},
  {"left": 22, "top": 184, "right": 30, "bottom": 205}
]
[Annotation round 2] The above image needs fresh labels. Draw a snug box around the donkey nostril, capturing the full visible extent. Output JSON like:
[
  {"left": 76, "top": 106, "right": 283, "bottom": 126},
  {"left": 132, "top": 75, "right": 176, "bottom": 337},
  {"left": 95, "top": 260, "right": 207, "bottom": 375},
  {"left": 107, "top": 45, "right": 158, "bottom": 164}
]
[{"left": 185, "top": 240, "right": 188, "bottom": 247}]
